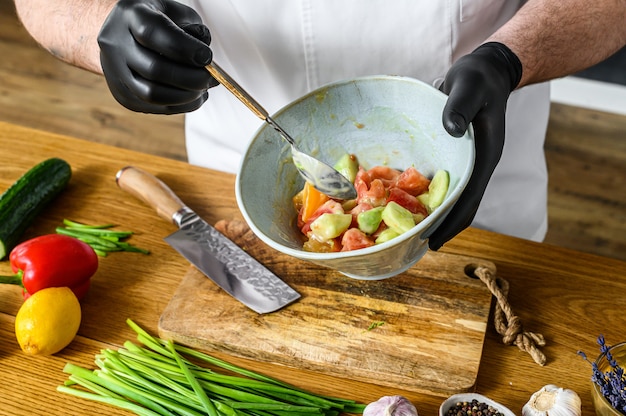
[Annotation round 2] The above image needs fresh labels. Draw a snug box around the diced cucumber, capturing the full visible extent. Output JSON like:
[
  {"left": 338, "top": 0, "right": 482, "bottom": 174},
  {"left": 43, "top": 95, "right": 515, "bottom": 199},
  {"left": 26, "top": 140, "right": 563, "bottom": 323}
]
[
  {"left": 381, "top": 202, "right": 415, "bottom": 235},
  {"left": 341, "top": 199, "right": 358, "bottom": 212},
  {"left": 413, "top": 213, "right": 426, "bottom": 224},
  {"left": 426, "top": 169, "right": 449, "bottom": 210},
  {"left": 417, "top": 192, "right": 430, "bottom": 209},
  {"left": 375, "top": 228, "right": 400, "bottom": 244},
  {"left": 357, "top": 206, "right": 384, "bottom": 235},
  {"left": 309, "top": 213, "right": 352, "bottom": 242},
  {"left": 333, "top": 153, "right": 359, "bottom": 183}
]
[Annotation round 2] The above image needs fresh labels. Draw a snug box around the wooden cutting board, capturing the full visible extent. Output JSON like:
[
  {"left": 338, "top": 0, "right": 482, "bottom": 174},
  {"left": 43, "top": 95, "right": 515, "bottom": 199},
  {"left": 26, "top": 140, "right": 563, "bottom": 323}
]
[{"left": 159, "top": 220, "right": 496, "bottom": 396}]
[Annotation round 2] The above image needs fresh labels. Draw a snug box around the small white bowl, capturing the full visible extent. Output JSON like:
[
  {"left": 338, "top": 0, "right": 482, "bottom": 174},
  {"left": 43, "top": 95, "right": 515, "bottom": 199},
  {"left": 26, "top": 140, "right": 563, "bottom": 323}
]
[
  {"left": 439, "top": 393, "right": 516, "bottom": 416},
  {"left": 236, "top": 75, "right": 474, "bottom": 280}
]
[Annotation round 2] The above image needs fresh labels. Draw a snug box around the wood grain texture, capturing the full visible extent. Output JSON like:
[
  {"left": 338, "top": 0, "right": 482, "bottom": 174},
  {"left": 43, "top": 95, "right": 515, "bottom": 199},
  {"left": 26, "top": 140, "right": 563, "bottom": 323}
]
[
  {"left": 0, "top": 122, "right": 244, "bottom": 416},
  {"left": 543, "top": 103, "right": 626, "bottom": 260},
  {"left": 0, "top": 122, "right": 241, "bottom": 347},
  {"left": 0, "top": 0, "right": 187, "bottom": 161},
  {"left": 0, "top": 122, "right": 626, "bottom": 416},
  {"left": 160, "top": 219, "right": 496, "bottom": 396}
]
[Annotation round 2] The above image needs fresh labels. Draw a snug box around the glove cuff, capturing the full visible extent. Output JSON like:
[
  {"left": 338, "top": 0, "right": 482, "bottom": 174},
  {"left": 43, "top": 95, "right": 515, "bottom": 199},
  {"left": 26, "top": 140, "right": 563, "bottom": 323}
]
[{"left": 472, "top": 42, "right": 523, "bottom": 91}]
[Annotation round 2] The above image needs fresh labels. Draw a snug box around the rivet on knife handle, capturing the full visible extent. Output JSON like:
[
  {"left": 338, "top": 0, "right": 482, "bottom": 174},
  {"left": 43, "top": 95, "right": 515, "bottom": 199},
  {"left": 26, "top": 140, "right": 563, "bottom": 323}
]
[{"left": 116, "top": 166, "right": 185, "bottom": 224}]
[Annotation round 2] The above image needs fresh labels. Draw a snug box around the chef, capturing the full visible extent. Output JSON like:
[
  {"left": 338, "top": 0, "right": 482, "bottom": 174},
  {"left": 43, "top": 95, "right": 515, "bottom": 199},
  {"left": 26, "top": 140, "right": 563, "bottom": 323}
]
[{"left": 13, "top": 0, "right": 626, "bottom": 249}]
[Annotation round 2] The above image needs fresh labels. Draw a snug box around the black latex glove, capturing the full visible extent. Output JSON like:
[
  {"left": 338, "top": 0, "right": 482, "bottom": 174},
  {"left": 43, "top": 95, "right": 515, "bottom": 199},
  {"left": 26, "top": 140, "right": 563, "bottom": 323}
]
[
  {"left": 427, "top": 42, "right": 523, "bottom": 250},
  {"left": 97, "top": 0, "right": 218, "bottom": 114}
]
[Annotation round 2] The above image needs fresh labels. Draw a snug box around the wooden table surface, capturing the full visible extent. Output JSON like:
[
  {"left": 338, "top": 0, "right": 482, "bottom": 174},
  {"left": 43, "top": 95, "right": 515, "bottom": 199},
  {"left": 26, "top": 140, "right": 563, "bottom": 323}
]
[{"left": 0, "top": 120, "right": 624, "bottom": 415}]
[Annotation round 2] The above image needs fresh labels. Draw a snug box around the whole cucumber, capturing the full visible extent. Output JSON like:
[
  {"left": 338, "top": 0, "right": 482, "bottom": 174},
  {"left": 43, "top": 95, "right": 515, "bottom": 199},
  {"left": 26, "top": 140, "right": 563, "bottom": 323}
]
[{"left": 0, "top": 158, "right": 72, "bottom": 259}]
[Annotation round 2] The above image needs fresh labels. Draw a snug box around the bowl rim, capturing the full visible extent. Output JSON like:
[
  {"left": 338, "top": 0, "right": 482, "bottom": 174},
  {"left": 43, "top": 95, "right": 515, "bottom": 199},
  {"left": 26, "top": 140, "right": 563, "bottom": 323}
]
[{"left": 235, "top": 74, "right": 475, "bottom": 259}]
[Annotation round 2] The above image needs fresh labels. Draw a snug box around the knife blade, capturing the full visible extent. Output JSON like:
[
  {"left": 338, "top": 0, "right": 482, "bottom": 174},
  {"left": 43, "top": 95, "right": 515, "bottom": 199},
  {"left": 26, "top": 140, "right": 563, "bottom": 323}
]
[{"left": 115, "top": 166, "right": 300, "bottom": 314}]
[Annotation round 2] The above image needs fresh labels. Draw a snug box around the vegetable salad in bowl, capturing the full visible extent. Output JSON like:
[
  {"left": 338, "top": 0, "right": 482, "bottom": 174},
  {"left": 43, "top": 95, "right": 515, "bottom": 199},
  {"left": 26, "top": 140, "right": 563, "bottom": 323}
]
[
  {"left": 294, "top": 153, "right": 448, "bottom": 253},
  {"left": 236, "top": 75, "right": 474, "bottom": 279}
]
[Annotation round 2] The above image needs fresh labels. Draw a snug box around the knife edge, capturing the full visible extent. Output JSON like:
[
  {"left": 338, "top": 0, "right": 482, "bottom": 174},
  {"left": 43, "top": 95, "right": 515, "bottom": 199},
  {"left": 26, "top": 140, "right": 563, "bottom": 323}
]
[{"left": 165, "top": 213, "right": 301, "bottom": 314}]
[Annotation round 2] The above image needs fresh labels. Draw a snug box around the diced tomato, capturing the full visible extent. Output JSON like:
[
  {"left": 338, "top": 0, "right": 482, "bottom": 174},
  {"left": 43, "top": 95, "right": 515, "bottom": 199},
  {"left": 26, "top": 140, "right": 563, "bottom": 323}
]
[
  {"left": 366, "top": 166, "right": 401, "bottom": 187},
  {"left": 300, "top": 221, "right": 312, "bottom": 235},
  {"left": 300, "top": 200, "right": 344, "bottom": 234},
  {"left": 356, "top": 178, "right": 387, "bottom": 207},
  {"left": 387, "top": 187, "right": 428, "bottom": 216},
  {"left": 297, "top": 207, "right": 305, "bottom": 229},
  {"left": 341, "top": 228, "right": 374, "bottom": 252},
  {"left": 394, "top": 166, "right": 430, "bottom": 196},
  {"left": 350, "top": 202, "right": 374, "bottom": 214},
  {"left": 354, "top": 167, "right": 370, "bottom": 194},
  {"left": 295, "top": 157, "right": 437, "bottom": 253}
]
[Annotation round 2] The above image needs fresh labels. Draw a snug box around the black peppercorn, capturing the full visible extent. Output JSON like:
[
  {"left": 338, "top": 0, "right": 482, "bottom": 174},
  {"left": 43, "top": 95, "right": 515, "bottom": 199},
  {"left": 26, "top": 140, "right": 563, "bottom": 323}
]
[{"left": 445, "top": 399, "right": 504, "bottom": 416}]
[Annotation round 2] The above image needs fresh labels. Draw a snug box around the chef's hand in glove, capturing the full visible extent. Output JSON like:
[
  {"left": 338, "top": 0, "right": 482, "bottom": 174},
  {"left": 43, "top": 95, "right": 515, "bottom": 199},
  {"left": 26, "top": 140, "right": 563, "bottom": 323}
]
[
  {"left": 427, "top": 42, "right": 523, "bottom": 250},
  {"left": 97, "top": 0, "right": 218, "bottom": 114}
]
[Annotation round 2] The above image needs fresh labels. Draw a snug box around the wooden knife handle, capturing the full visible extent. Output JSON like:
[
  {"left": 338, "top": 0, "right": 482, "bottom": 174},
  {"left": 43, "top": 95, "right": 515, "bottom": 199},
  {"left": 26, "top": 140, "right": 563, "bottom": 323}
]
[{"left": 116, "top": 166, "right": 185, "bottom": 224}]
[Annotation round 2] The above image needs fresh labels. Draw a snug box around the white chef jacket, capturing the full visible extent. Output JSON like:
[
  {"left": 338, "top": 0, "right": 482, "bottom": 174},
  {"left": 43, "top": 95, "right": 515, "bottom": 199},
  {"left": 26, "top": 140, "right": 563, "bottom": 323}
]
[{"left": 179, "top": 0, "right": 550, "bottom": 242}]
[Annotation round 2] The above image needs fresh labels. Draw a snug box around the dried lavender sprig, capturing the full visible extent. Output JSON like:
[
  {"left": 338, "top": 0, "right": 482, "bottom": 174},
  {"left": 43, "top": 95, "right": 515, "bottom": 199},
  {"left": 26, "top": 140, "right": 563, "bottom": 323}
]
[
  {"left": 597, "top": 336, "right": 626, "bottom": 404},
  {"left": 578, "top": 335, "right": 626, "bottom": 415}
]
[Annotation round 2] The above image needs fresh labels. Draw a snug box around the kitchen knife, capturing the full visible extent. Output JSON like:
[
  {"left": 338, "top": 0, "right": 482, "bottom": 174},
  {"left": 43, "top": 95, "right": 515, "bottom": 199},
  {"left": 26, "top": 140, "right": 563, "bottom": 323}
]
[{"left": 115, "top": 166, "right": 300, "bottom": 314}]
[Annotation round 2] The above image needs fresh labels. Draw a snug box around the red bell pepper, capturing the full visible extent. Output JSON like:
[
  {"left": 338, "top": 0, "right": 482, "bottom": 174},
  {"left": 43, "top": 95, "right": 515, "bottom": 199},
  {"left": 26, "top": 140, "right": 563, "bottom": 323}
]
[{"left": 0, "top": 234, "right": 98, "bottom": 300}]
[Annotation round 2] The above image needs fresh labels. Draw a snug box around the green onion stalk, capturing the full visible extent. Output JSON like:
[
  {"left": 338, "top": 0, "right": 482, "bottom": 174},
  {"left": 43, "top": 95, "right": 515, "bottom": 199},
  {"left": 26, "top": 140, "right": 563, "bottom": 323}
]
[
  {"left": 58, "top": 319, "right": 366, "bottom": 416},
  {"left": 56, "top": 219, "right": 149, "bottom": 257}
]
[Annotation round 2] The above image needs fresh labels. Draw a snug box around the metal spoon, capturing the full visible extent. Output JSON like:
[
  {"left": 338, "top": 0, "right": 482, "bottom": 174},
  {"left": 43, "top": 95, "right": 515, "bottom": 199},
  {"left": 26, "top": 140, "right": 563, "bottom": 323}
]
[{"left": 206, "top": 62, "right": 357, "bottom": 200}]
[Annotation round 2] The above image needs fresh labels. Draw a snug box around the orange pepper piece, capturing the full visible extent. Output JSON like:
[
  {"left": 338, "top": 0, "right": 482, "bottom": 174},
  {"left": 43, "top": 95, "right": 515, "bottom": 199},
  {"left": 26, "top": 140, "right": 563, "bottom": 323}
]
[{"left": 301, "top": 182, "right": 330, "bottom": 222}]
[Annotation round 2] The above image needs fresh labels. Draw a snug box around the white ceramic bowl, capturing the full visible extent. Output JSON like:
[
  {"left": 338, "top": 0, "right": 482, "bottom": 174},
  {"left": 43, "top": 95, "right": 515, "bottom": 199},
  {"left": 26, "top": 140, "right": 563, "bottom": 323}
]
[
  {"left": 439, "top": 393, "right": 515, "bottom": 416},
  {"left": 236, "top": 75, "right": 474, "bottom": 280}
]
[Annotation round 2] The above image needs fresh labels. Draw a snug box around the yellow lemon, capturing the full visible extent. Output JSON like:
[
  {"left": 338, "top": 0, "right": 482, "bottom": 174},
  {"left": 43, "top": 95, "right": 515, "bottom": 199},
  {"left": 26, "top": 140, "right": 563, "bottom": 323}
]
[{"left": 15, "top": 287, "right": 81, "bottom": 355}]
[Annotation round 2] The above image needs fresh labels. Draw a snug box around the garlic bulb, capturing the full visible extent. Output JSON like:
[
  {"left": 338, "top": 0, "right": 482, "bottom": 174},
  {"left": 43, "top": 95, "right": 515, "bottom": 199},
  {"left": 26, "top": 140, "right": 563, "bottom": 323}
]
[
  {"left": 364, "top": 395, "right": 418, "bottom": 416},
  {"left": 522, "top": 385, "right": 582, "bottom": 416}
]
